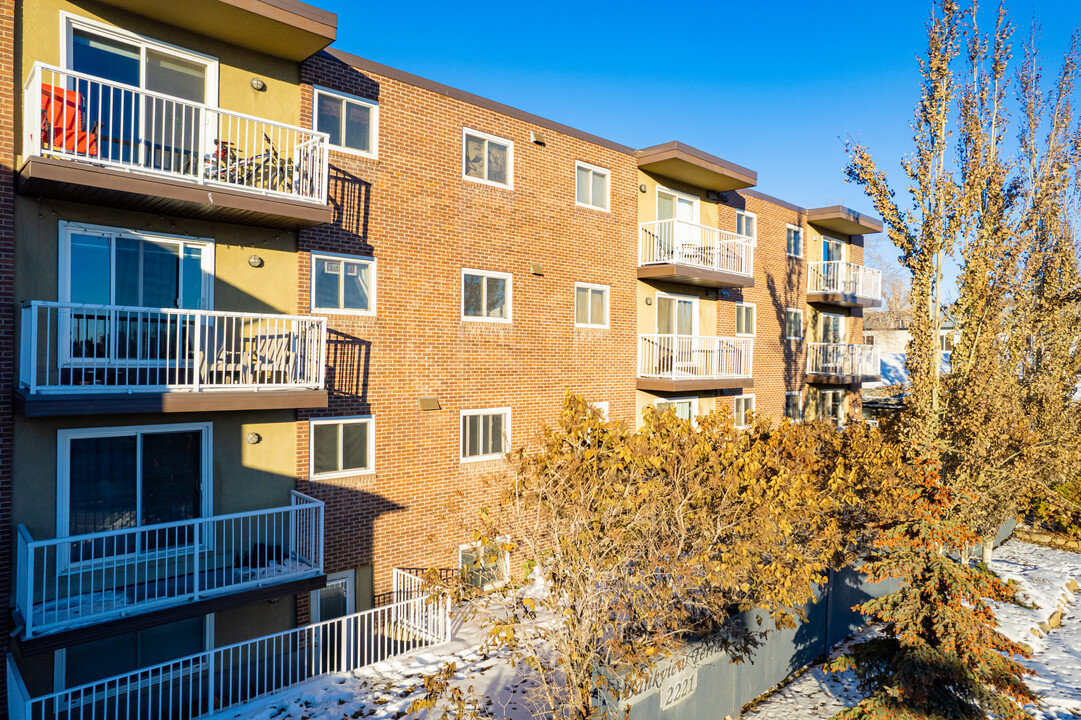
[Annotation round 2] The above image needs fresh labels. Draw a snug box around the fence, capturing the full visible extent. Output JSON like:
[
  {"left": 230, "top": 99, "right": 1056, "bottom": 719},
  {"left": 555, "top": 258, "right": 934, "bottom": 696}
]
[
  {"left": 16, "top": 492, "right": 324, "bottom": 639},
  {"left": 20, "top": 301, "right": 327, "bottom": 394},
  {"left": 639, "top": 219, "right": 754, "bottom": 277},
  {"left": 806, "top": 342, "right": 879, "bottom": 378},
  {"left": 638, "top": 334, "right": 753, "bottom": 380},
  {"left": 808, "top": 261, "right": 882, "bottom": 301},
  {"left": 24, "top": 63, "right": 329, "bottom": 203}
]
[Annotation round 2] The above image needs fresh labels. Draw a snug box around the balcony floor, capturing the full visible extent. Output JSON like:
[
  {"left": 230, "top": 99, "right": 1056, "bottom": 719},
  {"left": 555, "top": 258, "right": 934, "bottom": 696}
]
[
  {"left": 806, "top": 373, "right": 881, "bottom": 386},
  {"left": 16, "top": 388, "right": 328, "bottom": 417},
  {"left": 637, "top": 376, "right": 754, "bottom": 392},
  {"left": 806, "top": 291, "right": 883, "bottom": 309},
  {"left": 638, "top": 263, "right": 755, "bottom": 289},
  {"left": 18, "top": 156, "right": 332, "bottom": 231}
]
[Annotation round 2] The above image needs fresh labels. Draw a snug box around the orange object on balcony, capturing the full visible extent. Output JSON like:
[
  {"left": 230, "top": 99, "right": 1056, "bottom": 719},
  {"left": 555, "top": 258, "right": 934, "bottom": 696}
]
[{"left": 41, "top": 84, "right": 98, "bottom": 155}]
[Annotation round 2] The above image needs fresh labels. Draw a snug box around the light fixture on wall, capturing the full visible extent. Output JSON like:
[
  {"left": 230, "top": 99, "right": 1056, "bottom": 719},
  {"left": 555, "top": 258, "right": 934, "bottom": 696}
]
[
  {"left": 250, "top": 77, "right": 267, "bottom": 92},
  {"left": 639, "top": 184, "right": 647, "bottom": 193},
  {"left": 248, "top": 254, "right": 264, "bottom": 268},
  {"left": 246, "top": 432, "right": 262, "bottom": 444}
]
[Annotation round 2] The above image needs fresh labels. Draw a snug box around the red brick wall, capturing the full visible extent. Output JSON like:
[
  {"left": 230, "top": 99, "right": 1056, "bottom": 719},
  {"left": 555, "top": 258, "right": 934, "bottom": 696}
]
[
  {"left": 0, "top": 0, "right": 15, "bottom": 701},
  {"left": 297, "top": 53, "right": 638, "bottom": 599}
]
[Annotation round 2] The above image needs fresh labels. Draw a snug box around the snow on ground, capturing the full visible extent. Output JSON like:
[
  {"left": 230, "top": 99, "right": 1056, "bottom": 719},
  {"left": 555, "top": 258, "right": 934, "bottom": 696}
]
[
  {"left": 864, "top": 351, "right": 951, "bottom": 389},
  {"left": 208, "top": 540, "right": 1081, "bottom": 720}
]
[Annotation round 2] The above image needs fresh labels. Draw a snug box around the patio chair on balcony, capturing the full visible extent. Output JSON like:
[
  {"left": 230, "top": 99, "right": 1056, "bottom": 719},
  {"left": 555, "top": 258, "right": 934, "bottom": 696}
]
[{"left": 41, "top": 84, "right": 99, "bottom": 156}]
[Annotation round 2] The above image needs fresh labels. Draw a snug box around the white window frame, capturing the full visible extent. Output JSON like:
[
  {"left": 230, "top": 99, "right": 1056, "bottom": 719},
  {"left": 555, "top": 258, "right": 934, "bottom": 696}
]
[
  {"left": 735, "top": 302, "right": 756, "bottom": 337},
  {"left": 656, "top": 185, "right": 701, "bottom": 224},
  {"left": 736, "top": 210, "right": 757, "bottom": 240},
  {"left": 654, "top": 397, "right": 699, "bottom": 424},
  {"left": 821, "top": 389, "right": 846, "bottom": 426},
  {"left": 312, "top": 85, "right": 379, "bottom": 159},
  {"left": 462, "top": 127, "right": 514, "bottom": 189},
  {"left": 655, "top": 291, "right": 699, "bottom": 336},
  {"left": 784, "top": 391, "right": 803, "bottom": 422},
  {"left": 822, "top": 235, "right": 847, "bottom": 263},
  {"left": 458, "top": 535, "right": 510, "bottom": 590},
  {"left": 59, "top": 221, "right": 215, "bottom": 309},
  {"left": 57, "top": 422, "right": 214, "bottom": 568},
  {"left": 785, "top": 307, "right": 804, "bottom": 340},
  {"left": 786, "top": 224, "right": 803, "bottom": 258},
  {"left": 733, "top": 394, "right": 755, "bottom": 429},
  {"left": 590, "top": 401, "right": 610, "bottom": 420},
  {"left": 461, "top": 268, "right": 513, "bottom": 324},
  {"left": 308, "top": 416, "right": 375, "bottom": 480},
  {"left": 460, "top": 407, "right": 511, "bottom": 463},
  {"left": 310, "top": 569, "right": 356, "bottom": 622},
  {"left": 574, "top": 282, "right": 610, "bottom": 328},
  {"left": 575, "top": 161, "right": 610, "bottom": 212},
  {"left": 309, "top": 251, "right": 377, "bottom": 316},
  {"left": 821, "top": 312, "right": 846, "bottom": 343}
]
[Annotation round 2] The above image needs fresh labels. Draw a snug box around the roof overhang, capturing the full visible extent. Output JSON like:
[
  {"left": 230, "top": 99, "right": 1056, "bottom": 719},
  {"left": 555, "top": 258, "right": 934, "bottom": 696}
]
[
  {"left": 93, "top": 0, "right": 336, "bottom": 61},
  {"left": 806, "top": 206, "right": 883, "bottom": 236},
  {"left": 636, "top": 142, "right": 756, "bottom": 192}
]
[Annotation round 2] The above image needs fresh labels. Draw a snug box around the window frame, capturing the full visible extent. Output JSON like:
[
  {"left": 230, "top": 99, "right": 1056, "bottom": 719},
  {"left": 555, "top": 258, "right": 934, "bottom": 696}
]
[
  {"left": 458, "top": 535, "right": 510, "bottom": 590},
  {"left": 310, "top": 250, "right": 377, "bottom": 316},
  {"left": 820, "top": 312, "right": 846, "bottom": 343},
  {"left": 574, "top": 282, "right": 610, "bottom": 328},
  {"left": 735, "top": 302, "right": 756, "bottom": 337},
  {"left": 786, "top": 224, "right": 803, "bottom": 258},
  {"left": 308, "top": 416, "right": 375, "bottom": 480},
  {"left": 821, "top": 389, "right": 846, "bottom": 426},
  {"left": 784, "top": 391, "right": 803, "bottom": 422},
  {"left": 736, "top": 210, "right": 757, "bottom": 240},
  {"left": 312, "top": 85, "right": 379, "bottom": 159},
  {"left": 459, "top": 407, "right": 512, "bottom": 463},
  {"left": 655, "top": 291, "right": 699, "bottom": 336},
  {"left": 654, "top": 397, "right": 699, "bottom": 424},
  {"left": 785, "top": 307, "right": 804, "bottom": 340},
  {"left": 462, "top": 127, "right": 514, "bottom": 189},
  {"left": 574, "top": 161, "right": 610, "bottom": 212},
  {"left": 309, "top": 569, "right": 356, "bottom": 622},
  {"left": 733, "top": 394, "right": 755, "bottom": 429},
  {"left": 822, "top": 235, "right": 847, "bottom": 263},
  {"left": 590, "top": 401, "right": 610, "bottom": 420},
  {"left": 461, "top": 268, "right": 513, "bottom": 324}
]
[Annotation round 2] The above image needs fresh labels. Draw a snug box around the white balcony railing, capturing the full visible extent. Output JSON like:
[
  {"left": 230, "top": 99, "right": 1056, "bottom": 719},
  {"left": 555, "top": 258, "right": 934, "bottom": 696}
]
[
  {"left": 639, "top": 334, "right": 753, "bottom": 380},
  {"left": 20, "top": 301, "right": 327, "bottom": 395},
  {"left": 808, "top": 261, "right": 882, "bottom": 302},
  {"left": 639, "top": 219, "right": 754, "bottom": 277},
  {"left": 15, "top": 492, "right": 324, "bottom": 639},
  {"left": 24, "top": 63, "right": 330, "bottom": 204},
  {"left": 806, "top": 343, "right": 880, "bottom": 377},
  {"left": 10, "top": 577, "right": 449, "bottom": 720}
]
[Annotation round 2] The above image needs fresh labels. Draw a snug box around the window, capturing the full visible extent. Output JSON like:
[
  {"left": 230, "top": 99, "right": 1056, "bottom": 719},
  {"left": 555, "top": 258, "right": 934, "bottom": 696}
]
[
  {"left": 734, "top": 395, "right": 755, "bottom": 428},
  {"left": 463, "top": 128, "right": 513, "bottom": 188},
  {"left": 786, "top": 225, "right": 803, "bottom": 257},
  {"left": 310, "top": 570, "right": 355, "bottom": 622},
  {"left": 461, "top": 408, "right": 510, "bottom": 462},
  {"left": 459, "top": 536, "right": 510, "bottom": 589},
  {"left": 864, "top": 334, "right": 876, "bottom": 346},
  {"left": 821, "top": 313, "right": 845, "bottom": 344},
  {"left": 575, "top": 162, "right": 609, "bottom": 210},
  {"left": 309, "top": 417, "right": 374, "bottom": 479},
  {"left": 785, "top": 392, "right": 802, "bottom": 421},
  {"left": 735, "top": 303, "right": 755, "bottom": 336},
  {"left": 823, "top": 236, "right": 846, "bottom": 263},
  {"left": 58, "top": 423, "right": 211, "bottom": 563},
  {"left": 575, "top": 283, "right": 609, "bottom": 327},
  {"left": 311, "top": 252, "right": 375, "bottom": 314},
  {"left": 314, "top": 87, "right": 378, "bottom": 157},
  {"left": 736, "top": 210, "right": 757, "bottom": 239},
  {"left": 656, "top": 292, "right": 698, "bottom": 335},
  {"left": 822, "top": 390, "right": 845, "bottom": 426},
  {"left": 940, "top": 332, "right": 956, "bottom": 353},
  {"left": 590, "top": 401, "right": 610, "bottom": 420},
  {"left": 655, "top": 398, "right": 697, "bottom": 423},
  {"left": 462, "top": 269, "right": 512, "bottom": 322},
  {"left": 785, "top": 308, "right": 803, "bottom": 340}
]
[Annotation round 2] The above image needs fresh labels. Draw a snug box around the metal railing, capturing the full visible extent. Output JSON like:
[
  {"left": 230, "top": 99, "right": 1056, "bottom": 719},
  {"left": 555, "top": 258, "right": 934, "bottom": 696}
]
[
  {"left": 639, "top": 219, "right": 754, "bottom": 277},
  {"left": 20, "top": 301, "right": 327, "bottom": 394},
  {"left": 12, "top": 579, "right": 449, "bottom": 720},
  {"left": 638, "top": 334, "right": 753, "bottom": 379},
  {"left": 806, "top": 343, "right": 880, "bottom": 377},
  {"left": 15, "top": 492, "right": 324, "bottom": 639},
  {"left": 807, "top": 261, "right": 882, "bottom": 301},
  {"left": 24, "top": 62, "right": 330, "bottom": 204}
]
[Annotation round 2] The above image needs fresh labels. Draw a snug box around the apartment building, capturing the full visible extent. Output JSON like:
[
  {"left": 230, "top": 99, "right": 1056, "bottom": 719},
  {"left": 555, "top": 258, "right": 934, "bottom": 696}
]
[{"left": 1, "top": 0, "right": 882, "bottom": 715}]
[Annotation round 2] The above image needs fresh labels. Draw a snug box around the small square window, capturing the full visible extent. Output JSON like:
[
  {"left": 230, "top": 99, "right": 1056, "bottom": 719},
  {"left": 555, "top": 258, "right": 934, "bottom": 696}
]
[
  {"left": 785, "top": 308, "right": 803, "bottom": 340},
  {"left": 575, "top": 162, "right": 609, "bottom": 211},
  {"left": 459, "top": 536, "right": 510, "bottom": 589},
  {"left": 311, "top": 253, "right": 375, "bottom": 314},
  {"left": 309, "top": 418, "right": 374, "bottom": 478},
  {"left": 461, "top": 408, "right": 511, "bottom": 462},
  {"left": 462, "top": 269, "right": 512, "bottom": 322},
  {"left": 574, "top": 283, "right": 609, "bottom": 327},
  {"left": 786, "top": 225, "right": 802, "bottom": 257},
  {"left": 735, "top": 303, "right": 755, "bottom": 336},
  {"left": 734, "top": 395, "right": 755, "bottom": 428},
  {"left": 785, "top": 392, "right": 802, "bottom": 421},
  {"left": 314, "top": 87, "right": 378, "bottom": 157},
  {"left": 463, "top": 129, "right": 513, "bottom": 188},
  {"left": 736, "top": 211, "right": 757, "bottom": 239}
]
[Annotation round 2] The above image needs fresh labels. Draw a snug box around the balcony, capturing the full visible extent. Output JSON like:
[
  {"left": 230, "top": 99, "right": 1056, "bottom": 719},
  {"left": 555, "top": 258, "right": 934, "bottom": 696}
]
[
  {"left": 14, "top": 493, "right": 324, "bottom": 648},
  {"left": 18, "top": 302, "right": 328, "bottom": 416},
  {"left": 638, "top": 334, "right": 754, "bottom": 392},
  {"left": 639, "top": 219, "right": 755, "bottom": 288},
  {"left": 20, "top": 63, "right": 332, "bottom": 230},
  {"left": 8, "top": 569, "right": 449, "bottom": 720},
  {"left": 806, "top": 343, "right": 880, "bottom": 384},
  {"left": 807, "top": 262, "right": 883, "bottom": 308}
]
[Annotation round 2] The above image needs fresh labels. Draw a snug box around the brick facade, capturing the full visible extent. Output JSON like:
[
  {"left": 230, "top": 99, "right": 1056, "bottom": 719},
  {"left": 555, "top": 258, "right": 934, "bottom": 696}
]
[{"left": 0, "top": 0, "right": 15, "bottom": 699}]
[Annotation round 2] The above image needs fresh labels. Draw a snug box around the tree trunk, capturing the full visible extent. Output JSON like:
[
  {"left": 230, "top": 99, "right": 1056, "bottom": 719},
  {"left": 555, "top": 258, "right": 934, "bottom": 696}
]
[
  {"left": 982, "top": 536, "right": 995, "bottom": 566},
  {"left": 959, "top": 545, "right": 971, "bottom": 566}
]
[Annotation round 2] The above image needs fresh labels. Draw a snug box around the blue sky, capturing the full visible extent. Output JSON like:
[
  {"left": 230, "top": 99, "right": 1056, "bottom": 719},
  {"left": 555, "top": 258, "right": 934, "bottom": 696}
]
[{"left": 318, "top": 0, "right": 1080, "bottom": 294}]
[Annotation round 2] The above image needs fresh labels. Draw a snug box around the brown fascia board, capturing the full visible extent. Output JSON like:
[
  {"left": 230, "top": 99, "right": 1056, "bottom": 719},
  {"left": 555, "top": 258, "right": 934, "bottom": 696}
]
[
  {"left": 248, "top": 0, "right": 337, "bottom": 29},
  {"left": 806, "top": 205, "right": 884, "bottom": 235},
  {"left": 323, "top": 49, "right": 635, "bottom": 156},
  {"left": 635, "top": 141, "right": 757, "bottom": 189}
]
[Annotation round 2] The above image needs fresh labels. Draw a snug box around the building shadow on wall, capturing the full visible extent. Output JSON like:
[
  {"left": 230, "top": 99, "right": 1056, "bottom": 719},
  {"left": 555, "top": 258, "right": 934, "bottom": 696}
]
[
  {"left": 327, "top": 166, "right": 373, "bottom": 254},
  {"left": 325, "top": 328, "right": 371, "bottom": 401},
  {"left": 766, "top": 234, "right": 808, "bottom": 403}
]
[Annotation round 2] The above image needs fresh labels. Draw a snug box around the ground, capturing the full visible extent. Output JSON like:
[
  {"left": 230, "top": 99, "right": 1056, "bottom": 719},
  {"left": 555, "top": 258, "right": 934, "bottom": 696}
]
[{"left": 207, "top": 539, "right": 1081, "bottom": 720}]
